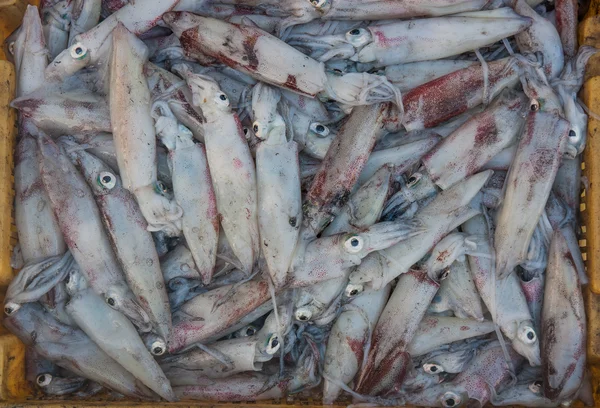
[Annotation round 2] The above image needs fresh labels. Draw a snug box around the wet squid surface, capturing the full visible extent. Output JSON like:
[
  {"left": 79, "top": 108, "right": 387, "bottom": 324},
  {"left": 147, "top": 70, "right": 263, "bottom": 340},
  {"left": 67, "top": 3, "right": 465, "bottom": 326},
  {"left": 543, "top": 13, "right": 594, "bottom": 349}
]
[{"left": 2, "top": 0, "right": 593, "bottom": 406}]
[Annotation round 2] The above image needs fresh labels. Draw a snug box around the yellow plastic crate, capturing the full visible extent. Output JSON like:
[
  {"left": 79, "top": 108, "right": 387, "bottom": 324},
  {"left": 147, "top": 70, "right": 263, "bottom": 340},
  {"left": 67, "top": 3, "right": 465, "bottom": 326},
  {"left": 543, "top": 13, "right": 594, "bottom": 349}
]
[{"left": 1, "top": 1, "right": 600, "bottom": 407}]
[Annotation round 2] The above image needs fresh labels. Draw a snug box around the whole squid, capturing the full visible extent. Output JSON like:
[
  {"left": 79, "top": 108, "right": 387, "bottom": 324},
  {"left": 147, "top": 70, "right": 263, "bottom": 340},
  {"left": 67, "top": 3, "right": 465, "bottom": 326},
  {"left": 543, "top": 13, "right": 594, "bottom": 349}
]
[
  {"left": 109, "top": 24, "right": 182, "bottom": 235},
  {"left": 349, "top": 170, "right": 490, "bottom": 291},
  {"left": 494, "top": 71, "right": 573, "bottom": 279},
  {"left": 253, "top": 84, "right": 302, "bottom": 287},
  {"left": 37, "top": 134, "right": 150, "bottom": 330},
  {"left": 541, "top": 229, "right": 586, "bottom": 401},
  {"left": 154, "top": 106, "right": 219, "bottom": 285},
  {"left": 4, "top": 303, "right": 155, "bottom": 399},
  {"left": 65, "top": 268, "right": 175, "bottom": 401},
  {"left": 322, "top": 284, "right": 390, "bottom": 404},
  {"left": 175, "top": 67, "right": 259, "bottom": 274},
  {"left": 64, "top": 138, "right": 172, "bottom": 342},
  {"left": 344, "top": 9, "right": 531, "bottom": 67},
  {"left": 163, "top": 13, "right": 401, "bottom": 106}
]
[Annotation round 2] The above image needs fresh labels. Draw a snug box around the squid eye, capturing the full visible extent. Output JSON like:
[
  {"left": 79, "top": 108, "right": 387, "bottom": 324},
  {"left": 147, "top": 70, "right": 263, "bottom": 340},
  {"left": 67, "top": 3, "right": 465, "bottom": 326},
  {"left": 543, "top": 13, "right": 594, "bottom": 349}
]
[
  {"left": 154, "top": 181, "right": 168, "bottom": 195},
  {"left": 97, "top": 171, "right": 116, "bottom": 189},
  {"left": 309, "top": 122, "right": 330, "bottom": 137},
  {"left": 439, "top": 267, "right": 451, "bottom": 281},
  {"left": 423, "top": 363, "right": 444, "bottom": 374},
  {"left": 518, "top": 325, "right": 537, "bottom": 344},
  {"left": 407, "top": 173, "right": 422, "bottom": 187},
  {"left": 214, "top": 92, "right": 230, "bottom": 107},
  {"left": 266, "top": 333, "right": 281, "bottom": 354},
  {"left": 8, "top": 41, "right": 15, "bottom": 56},
  {"left": 245, "top": 326, "right": 256, "bottom": 336},
  {"left": 308, "top": 0, "right": 327, "bottom": 8},
  {"left": 529, "top": 380, "right": 543, "bottom": 394},
  {"left": 243, "top": 127, "right": 250, "bottom": 137},
  {"left": 106, "top": 296, "right": 117, "bottom": 307},
  {"left": 4, "top": 302, "right": 20, "bottom": 316},
  {"left": 69, "top": 42, "right": 88, "bottom": 60},
  {"left": 151, "top": 340, "right": 166, "bottom": 356},
  {"left": 344, "top": 235, "right": 364, "bottom": 253},
  {"left": 530, "top": 99, "right": 540, "bottom": 112},
  {"left": 345, "top": 28, "right": 372, "bottom": 48},
  {"left": 252, "top": 121, "right": 265, "bottom": 139},
  {"left": 442, "top": 392, "right": 462, "bottom": 407},
  {"left": 36, "top": 374, "right": 53, "bottom": 387},
  {"left": 295, "top": 308, "right": 312, "bottom": 321},
  {"left": 345, "top": 283, "right": 364, "bottom": 298}
]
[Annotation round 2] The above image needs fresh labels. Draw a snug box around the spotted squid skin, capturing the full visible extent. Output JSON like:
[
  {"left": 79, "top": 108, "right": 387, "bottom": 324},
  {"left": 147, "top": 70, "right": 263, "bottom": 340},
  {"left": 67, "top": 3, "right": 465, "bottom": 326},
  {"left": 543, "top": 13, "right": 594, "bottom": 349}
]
[
  {"left": 401, "top": 57, "right": 520, "bottom": 131},
  {"left": 304, "top": 103, "right": 388, "bottom": 236},
  {"left": 422, "top": 88, "right": 527, "bottom": 190},
  {"left": 542, "top": 230, "right": 586, "bottom": 401},
  {"left": 495, "top": 110, "right": 570, "bottom": 279},
  {"left": 355, "top": 270, "right": 439, "bottom": 396}
]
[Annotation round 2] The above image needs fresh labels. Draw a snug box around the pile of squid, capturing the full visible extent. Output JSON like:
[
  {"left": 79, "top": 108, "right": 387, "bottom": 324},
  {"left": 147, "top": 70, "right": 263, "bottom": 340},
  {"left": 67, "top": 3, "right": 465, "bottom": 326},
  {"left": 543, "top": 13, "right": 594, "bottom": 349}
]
[{"left": 2, "top": 0, "right": 595, "bottom": 405}]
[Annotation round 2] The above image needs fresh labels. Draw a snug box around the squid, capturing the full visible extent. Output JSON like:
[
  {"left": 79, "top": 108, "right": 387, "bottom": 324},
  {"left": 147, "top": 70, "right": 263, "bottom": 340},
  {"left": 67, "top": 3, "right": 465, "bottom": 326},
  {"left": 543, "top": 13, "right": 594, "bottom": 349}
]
[
  {"left": 349, "top": 170, "right": 490, "bottom": 292},
  {"left": 154, "top": 106, "right": 219, "bottom": 285},
  {"left": 163, "top": 13, "right": 401, "bottom": 106},
  {"left": 542, "top": 229, "right": 586, "bottom": 402},
  {"left": 322, "top": 284, "right": 391, "bottom": 404},
  {"left": 494, "top": 71, "right": 573, "bottom": 279},
  {"left": 46, "top": 0, "right": 180, "bottom": 81},
  {"left": 37, "top": 134, "right": 151, "bottom": 330},
  {"left": 356, "top": 133, "right": 441, "bottom": 187},
  {"left": 421, "top": 88, "right": 528, "bottom": 190},
  {"left": 12, "top": 6, "right": 48, "bottom": 98},
  {"left": 14, "top": 129, "right": 65, "bottom": 265},
  {"left": 385, "top": 60, "right": 474, "bottom": 92},
  {"left": 323, "top": 165, "right": 392, "bottom": 237},
  {"left": 175, "top": 66, "right": 259, "bottom": 274},
  {"left": 513, "top": 0, "right": 564, "bottom": 79},
  {"left": 4, "top": 303, "right": 156, "bottom": 399},
  {"left": 303, "top": 102, "right": 388, "bottom": 236},
  {"left": 145, "top": 62, "right": 206, "bottom": 143},
  {"left": 400, "top": 56, "right": 521, "bottom": 131},
  {"left": 65, "top": 268, "right": 175, "bottom": 401},
  {"left": 355, "top": 270, "right": 439, "bottom": 396},
  {"left": 161, "top": 244, "right": 201, "bottom": 282},
  {"left": 41, "top": 0, "right": 72, "bottom": 60},
  {"left": 253, "top": 84, "right": 302, "bottom": 288},
  {"left": 110, "top": 24, "right": 183, "bottom": 236},
  {"left": 427, "top": 259, "right": 485, "bottom": 321},
  {"left": 69, "top": 0, "right": 101, "bottom": 46},
  {"left": 11, "top": 87, "right": 112, "bottom": 136},
  {"left": 462, "top": 211, "right": 542, "bottom": 366},
  {"left": 407, "top": 316, "right": 495, "bottom": 358},
  {"left": 169, "top": 279, "right": 271, "bottom": 353},
  {"left": 341, "top": 9, "right": 531, "bottom": 67},
  {"left": 161, "top": 316, "right": 282, "bottom": 380},
  {"left": 64, "top": 138, "right": 172, "bottom": 343}
]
